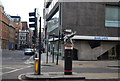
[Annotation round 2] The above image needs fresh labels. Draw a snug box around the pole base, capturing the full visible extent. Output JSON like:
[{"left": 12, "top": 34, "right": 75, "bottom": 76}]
[{"left": 64, "top": 72, "right": 72, "bottom": 75}]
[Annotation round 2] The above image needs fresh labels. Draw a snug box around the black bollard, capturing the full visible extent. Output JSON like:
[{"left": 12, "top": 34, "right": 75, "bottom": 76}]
[{"left": 64, "top": 45, "right": 73, "bottom": 75}]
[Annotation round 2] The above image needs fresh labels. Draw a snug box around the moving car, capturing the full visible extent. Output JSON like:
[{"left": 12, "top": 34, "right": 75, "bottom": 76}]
[{"left": 24, "top": 48, "right": 35, "bottom": 55}]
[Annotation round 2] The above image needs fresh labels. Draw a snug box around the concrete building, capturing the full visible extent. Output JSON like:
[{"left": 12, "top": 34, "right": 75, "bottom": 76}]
[{"left": 44, "top": 1, "right": 120, "bottom": 60}]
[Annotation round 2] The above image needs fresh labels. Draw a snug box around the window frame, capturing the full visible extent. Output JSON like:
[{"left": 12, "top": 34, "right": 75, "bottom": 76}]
[{"left": 105, "top": 5, "right": 120, "bottom": 28}]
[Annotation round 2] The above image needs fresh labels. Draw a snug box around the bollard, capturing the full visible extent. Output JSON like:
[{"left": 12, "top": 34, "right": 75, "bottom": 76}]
[
  {"left": 34, "top": 58, "right": 39, "bottom": 74},
  {"left": 64, "top": 45, "right": 73, "bottom": 75}
]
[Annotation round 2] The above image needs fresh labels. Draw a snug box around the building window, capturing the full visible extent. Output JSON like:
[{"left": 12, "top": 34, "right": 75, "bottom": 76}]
[
  {"left": 47, "top": 0, "right": 58, "bottom": 14},
  {"left": 105, "top": 6, "right": 120, "bottom": 27},
  {"left": 47, "top": 11, "right": 59, "bottom": 32}
]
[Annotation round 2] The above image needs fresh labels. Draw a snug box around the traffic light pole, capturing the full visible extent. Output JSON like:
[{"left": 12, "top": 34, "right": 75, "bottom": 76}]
[{"left": 38, "top": 17, "right": 41, "bottom": 75}]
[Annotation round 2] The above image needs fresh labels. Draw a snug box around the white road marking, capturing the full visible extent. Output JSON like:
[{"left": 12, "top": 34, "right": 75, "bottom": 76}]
[
  {"left": 18, "top": 74, "right": 25, "bottom": 80},
  {"left": 0, "top": 65, "right": 33, "bottom": 75},
  {"left": 109, "top": 67, "right": 120, "bottom": 70},
  {"left": 24, "top": 55, "right": 43, "bottom": 65}
]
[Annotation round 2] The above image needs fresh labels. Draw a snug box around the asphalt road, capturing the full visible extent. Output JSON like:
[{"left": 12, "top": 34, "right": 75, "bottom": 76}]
[
  {"left": 1, "top": 50, "right": 119, "bottom": 81},
  {"left": 1, "top": 50, "right": 34, "bottom": 81}
]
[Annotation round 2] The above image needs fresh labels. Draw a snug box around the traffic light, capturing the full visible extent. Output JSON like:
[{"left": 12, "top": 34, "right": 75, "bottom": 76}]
[
  {"left": 29, "top": 8, "right": 37, "bottom": 28},
  {"left": 29, "top": 12, "right": 35, "bottom": 17},
  {"left": 29, "top": 8, "right": 37, "bottom": 44}
]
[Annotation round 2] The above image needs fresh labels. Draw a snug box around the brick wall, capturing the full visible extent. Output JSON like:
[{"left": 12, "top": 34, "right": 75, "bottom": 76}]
[{"left": 0, "top": 7, "right": 16, "bottom": 49}]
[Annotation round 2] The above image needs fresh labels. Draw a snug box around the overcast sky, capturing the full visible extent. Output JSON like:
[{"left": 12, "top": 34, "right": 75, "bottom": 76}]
[{"left": 1, "top": 0, "right": 44, "bottom": 24}]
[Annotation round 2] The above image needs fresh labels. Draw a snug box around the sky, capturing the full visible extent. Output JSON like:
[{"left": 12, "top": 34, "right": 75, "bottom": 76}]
[{"left": 1, "top": 0, "right": 44, "bottom": 27}]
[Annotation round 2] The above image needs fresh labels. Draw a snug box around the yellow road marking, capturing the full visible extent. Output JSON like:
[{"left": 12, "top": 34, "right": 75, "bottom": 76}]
[{"left": 0, "top": 65, "right": 33, "bottom": 75}]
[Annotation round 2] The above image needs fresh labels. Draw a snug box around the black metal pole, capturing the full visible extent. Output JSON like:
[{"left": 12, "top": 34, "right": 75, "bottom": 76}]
[
  {"left": 46, "top": 42, "right": 48, "bottom": 63},
  {"left": 45, "top": 27, "right": 48, "bottom": 63},
  {"left": 34, "top": 8, "right": 37, "bottom": 59},
  {"left": 38, "top": 17, "right": 41, "bottom": 75},
  {"left": 56, "top": 30, "right": 60, "bottom": 65},
  {"left": 34, "top": 8, "right": 37, "bottom": 46},
  {"left": 52, "top": 33, "right": 55, "bottom": 63}
]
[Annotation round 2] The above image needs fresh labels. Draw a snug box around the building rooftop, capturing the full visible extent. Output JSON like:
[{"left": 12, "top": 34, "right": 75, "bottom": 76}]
[{"left": 0, "top": 0, "right": 4, "bottom": 9}]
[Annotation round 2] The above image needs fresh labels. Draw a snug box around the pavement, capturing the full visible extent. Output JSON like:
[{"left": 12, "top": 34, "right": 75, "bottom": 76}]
[
  {"left": 53, "top": 60, "right": 119, "bottom": 79},
  {"left": 19, "top": 53, "right": 120, "bottom": 81}
]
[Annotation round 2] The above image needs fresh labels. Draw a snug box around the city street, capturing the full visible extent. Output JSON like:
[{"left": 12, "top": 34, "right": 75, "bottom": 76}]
[
  {"left": 1, "top": 50, "right": 119, "bottom": 81},
  {"left": 0, "top": 0, "right": 120, "bottom": 81},
  {"left": 1, "top": 50, "right": 34, "bottom": 81}
]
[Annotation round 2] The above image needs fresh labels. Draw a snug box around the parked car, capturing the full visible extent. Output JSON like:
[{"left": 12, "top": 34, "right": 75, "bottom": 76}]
[{"left": 24, "top": 48, "right": 35, "bottom": 55}]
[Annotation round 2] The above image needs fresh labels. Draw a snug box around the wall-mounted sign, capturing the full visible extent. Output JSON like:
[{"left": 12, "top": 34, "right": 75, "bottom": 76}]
[{"left": 94, "top": 37, "right": 108, "bottom": 40}]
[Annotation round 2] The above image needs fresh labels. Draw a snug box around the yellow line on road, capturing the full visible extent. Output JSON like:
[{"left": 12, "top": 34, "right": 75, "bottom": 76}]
[{"left": 0, "top": 65, "right": 33, "bottom": 75}]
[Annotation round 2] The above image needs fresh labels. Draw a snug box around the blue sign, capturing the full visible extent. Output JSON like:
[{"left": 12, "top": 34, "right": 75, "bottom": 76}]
[{"left": 94, "top": 37, "right": 108, "bottom": 40}]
